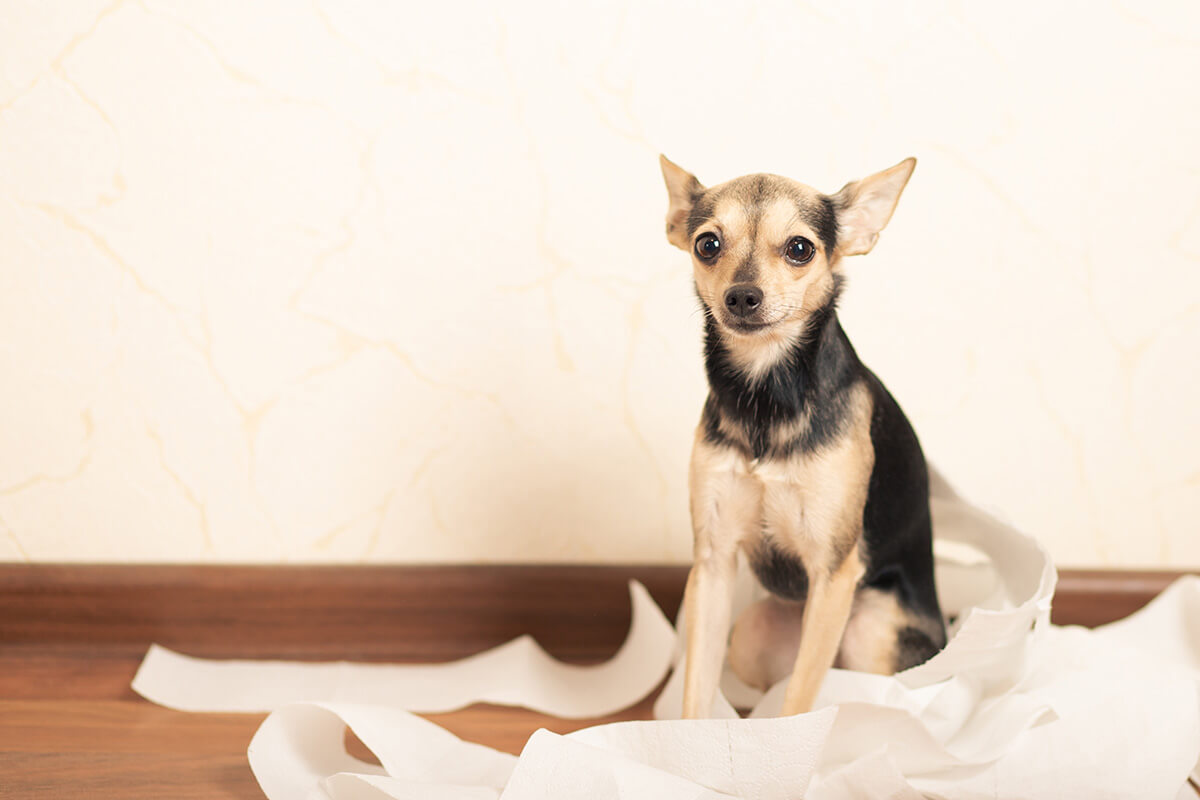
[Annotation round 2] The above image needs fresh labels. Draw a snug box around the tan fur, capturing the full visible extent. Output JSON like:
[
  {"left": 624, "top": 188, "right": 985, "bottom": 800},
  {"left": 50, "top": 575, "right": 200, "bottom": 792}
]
[
  {"left": 712, "top": 407, "right": 753, "bottom": 454},
  {"left": 730, "top": 586, "right": 932, "bottom": 691},
  {"left": 660, "top": 155, "right": 701, "bottom": 249},
  {"left": 691, "top": 192, "right": 837, "bottom": 381},
  {"left": 837, "top": 588, "right": 914, "bottom": 674},
  {"left": 755, "top": 382, "right": 874, "bottom": 575},
  {"left": 767, "top": 383, "right": 875, "bottom": 715},
  {"left": 728, "top": 595, "right": 804, "bottom": 691},
  {"left": 767, "top": 412, "right": 813, "bottom": 456},
  {"left": 781, "top": 549, "right": 864, "bottom": 714},
  {"left": 683, "top": 383, "right": 877, "bottom": 717},
  {"left": 682, "top": 427, "right": 763, "bottom": 718}
]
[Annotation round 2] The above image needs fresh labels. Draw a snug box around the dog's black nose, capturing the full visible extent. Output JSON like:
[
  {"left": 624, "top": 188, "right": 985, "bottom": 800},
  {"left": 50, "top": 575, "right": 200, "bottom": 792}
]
[{"left": 724, "top": 285, "right": 763, "bottom": 318}]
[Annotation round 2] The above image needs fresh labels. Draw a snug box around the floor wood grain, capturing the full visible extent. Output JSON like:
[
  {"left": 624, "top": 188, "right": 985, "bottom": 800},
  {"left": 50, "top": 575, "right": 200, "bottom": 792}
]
[{"left": 0, "top": 564, "right": 1189, "bottom": 798}]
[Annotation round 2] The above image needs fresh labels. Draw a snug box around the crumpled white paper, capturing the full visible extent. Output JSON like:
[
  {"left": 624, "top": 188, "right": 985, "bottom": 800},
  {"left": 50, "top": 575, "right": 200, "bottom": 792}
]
[{"left": 133, "top": 469, "right": 1200, "bottom": 799}]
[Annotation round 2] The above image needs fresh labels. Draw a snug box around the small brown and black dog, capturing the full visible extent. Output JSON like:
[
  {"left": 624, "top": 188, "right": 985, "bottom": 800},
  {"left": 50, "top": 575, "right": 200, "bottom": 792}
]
[{"left": 659, "top": 156, "right": 946, "bottom": 718}]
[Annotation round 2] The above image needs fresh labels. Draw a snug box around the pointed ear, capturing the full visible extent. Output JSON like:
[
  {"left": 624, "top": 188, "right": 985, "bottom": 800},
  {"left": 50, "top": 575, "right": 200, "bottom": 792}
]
[
  {"left": 659, "top": 154, "right": 704, "bottom": 250},
  {"left": 832, "top": 157, "right": 916, "bottom": 257}
]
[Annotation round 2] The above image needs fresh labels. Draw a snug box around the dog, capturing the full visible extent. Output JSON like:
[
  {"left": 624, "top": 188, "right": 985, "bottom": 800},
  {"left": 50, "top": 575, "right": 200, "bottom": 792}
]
[{"left": 658, "top": 155, "right": 946, "bottom": 718}]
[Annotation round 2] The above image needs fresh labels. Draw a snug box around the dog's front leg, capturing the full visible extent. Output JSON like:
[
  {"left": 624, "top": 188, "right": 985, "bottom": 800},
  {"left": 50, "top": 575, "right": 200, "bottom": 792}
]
[
  {"left": 682, "top": 438, "right": 760, "bottom": 719},
  {"left": 780, "top": 552, "right": 864, "bottom": 716},
  {"left": 681, "top": 545, "right": 738, "bottom": 719}
]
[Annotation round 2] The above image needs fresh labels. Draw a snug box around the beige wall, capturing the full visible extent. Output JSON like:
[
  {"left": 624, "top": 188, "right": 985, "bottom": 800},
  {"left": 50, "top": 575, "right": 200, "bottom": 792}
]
[{"left": 2, "top": 2, "right": 1198, "bottom": 566}]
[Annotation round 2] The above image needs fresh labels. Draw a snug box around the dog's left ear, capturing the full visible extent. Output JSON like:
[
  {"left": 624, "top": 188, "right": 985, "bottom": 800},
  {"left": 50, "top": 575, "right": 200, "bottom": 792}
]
[
  {"left": 832, "top": 157, "right": 916, "bottom": 257},
  {"left": 659, "top": 155, "right": 704, "bottom": 250}
]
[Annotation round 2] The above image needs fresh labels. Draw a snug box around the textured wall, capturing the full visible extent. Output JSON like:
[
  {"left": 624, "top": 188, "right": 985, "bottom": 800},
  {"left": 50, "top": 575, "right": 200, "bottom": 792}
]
[{"left": 1, "top": 1, "right": 1198, "bottom": 565}]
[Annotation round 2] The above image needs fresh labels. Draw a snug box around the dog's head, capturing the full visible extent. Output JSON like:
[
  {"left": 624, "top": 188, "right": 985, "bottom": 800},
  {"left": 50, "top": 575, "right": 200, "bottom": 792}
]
[{"left": 659, "top": 156, "right": 915, "bottom": 350}]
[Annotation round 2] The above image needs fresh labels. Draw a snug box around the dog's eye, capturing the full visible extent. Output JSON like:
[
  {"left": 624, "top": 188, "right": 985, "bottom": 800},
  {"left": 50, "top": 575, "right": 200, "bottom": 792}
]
[
  {"left": 784, "top": 236, "right": 816, "bottom": 265},
  {"left": 694, "top": 233, "right": 721, "bottom": 261}
]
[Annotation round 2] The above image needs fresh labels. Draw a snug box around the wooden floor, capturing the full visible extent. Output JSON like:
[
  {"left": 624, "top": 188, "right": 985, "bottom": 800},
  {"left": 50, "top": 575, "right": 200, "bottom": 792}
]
[
  {"left": 0, "top": 646, "right": 659, "bottom": 799},
  {"left": 0, "top": 565, "right": 1185, "bottom": 799}
]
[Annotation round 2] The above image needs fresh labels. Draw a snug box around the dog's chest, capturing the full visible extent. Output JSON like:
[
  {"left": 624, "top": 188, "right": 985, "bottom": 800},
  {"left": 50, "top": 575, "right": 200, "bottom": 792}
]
[
  {"left": 694, "top": 378, "right": 875, "bottom": 595},
  {"left": 746, "top": 454, "right": 857, "bottom": 560}
]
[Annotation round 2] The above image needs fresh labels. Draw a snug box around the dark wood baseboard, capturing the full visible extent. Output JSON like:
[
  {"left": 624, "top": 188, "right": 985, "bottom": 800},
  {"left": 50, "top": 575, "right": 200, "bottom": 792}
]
[
  {"left": 1046, "top": 569, "right": 1189, "bottom": 628},
  {"left": 0, "top": 564, "right": 1190, "bottom": 659},
  {"left": 0, "top": 565, "right": 687, "bottom": 662}
]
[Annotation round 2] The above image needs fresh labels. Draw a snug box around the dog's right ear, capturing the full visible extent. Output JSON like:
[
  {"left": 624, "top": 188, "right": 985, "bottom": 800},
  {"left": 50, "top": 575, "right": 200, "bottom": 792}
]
[
  {"left": 659, "top": 155, "right": 704, "bottom": 250},
  {"left": 831, "top": 157, "right": 917, "bottom": 257}
]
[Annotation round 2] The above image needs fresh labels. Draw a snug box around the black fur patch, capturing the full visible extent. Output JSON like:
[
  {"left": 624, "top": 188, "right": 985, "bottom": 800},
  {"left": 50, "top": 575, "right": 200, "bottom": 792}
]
[
  {"left": 806, "top": 195, "right": 839, "bottom": 257},
  {"left": 686, "top": 193, "right": 718, "bottom": 237},
  {"left": 749, "top": 537, "right": 810, "bottom": 602},
  {"left": 731, "top": 253, "right": 758, "bottom": 284},
  {"left": 700, "top": 395, "right": 748, "bottom": 456},
  {"left": 860, "top": 371, "right": 945, "bottom": 633},
  {"left": 699, "top": 277, "right": 856, "bottom": 460},
  {"left": 894, "top": 625, "right": 941, "bottom": 672}
]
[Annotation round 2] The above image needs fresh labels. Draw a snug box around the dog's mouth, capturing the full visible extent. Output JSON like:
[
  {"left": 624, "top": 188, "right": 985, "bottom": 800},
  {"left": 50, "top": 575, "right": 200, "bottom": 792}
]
[{"left": 721, "top": 317, "right": 776, "bottom": 335}]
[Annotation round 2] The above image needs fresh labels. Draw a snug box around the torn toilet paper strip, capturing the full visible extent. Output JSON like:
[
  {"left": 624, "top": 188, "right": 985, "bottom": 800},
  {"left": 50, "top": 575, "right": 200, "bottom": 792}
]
[
  {"left": 247, "top": 702, "right": 515, "bottom": 799},
  {"left": 133, "top": 579, "right": 676, "bottom": 719},
  {"left": 133, "top": 469, "right": 1200, "bottom": 798}
]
